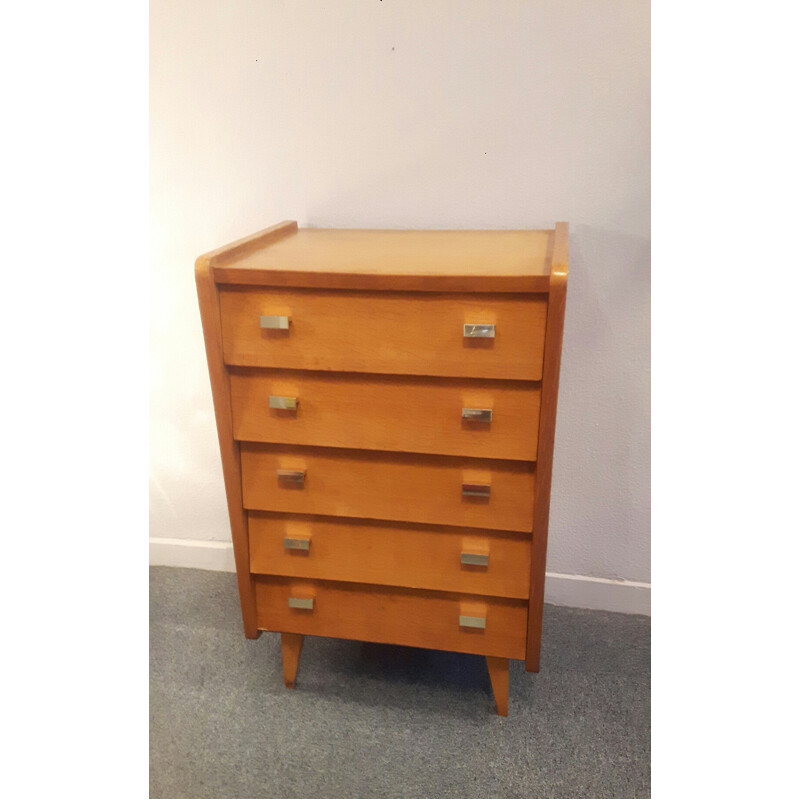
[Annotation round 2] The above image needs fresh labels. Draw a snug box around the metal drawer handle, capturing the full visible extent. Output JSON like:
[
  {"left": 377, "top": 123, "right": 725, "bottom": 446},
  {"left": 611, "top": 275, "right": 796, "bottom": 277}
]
[
  {"left": 277, "top": 469, "right": 306, "bottom": 485},
  {"left": 463, "top": 323, "right": 495, "bottom": 339},
  {"left": 462, "top": 408, "right": 492, "bottom": 423},
  {"left": 459, "top": 615, "right": 486, "bottom": 630},
  {"left": 283, "top": 537, "right": 310, "bottom": 551},
  {"left": 460, "top": 552, "right": 489, "bottom": 567},
  {"left": 260, "top": 315, "right": 290, "bottom": 330},
  {"left": 288, "top": 597, "right": 314, "bottom": 610},
  {"left": 269, "top": 395, "right": 298, "bottom": 410},
  {"left": 462, "top": 483, "right": 490, "bottom": 498}
]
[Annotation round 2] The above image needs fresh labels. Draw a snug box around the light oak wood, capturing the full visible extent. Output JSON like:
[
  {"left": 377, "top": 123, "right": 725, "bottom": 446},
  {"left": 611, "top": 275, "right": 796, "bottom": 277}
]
[
  {"left": 199, "top": 220, "right": 298, "bottom": 266},
  {"left": 240, "top": 443, "right": 536, "bottom": 533},
  {"left": 281, "top": 633, "right": 304, "bottom": 689},
  {"left": 230, "top": 368, "right": 540, "bottom": 461},
  {"left": 219, "top": 287, "right": 547, "bottom": 381},
  {"left": 195, "top": 257, "right": 259, "bottom": 639},
  {"left": 249, "top": 512, "right": 531, "bottom": 599},
  {"left": 255, "top": 577, "right": 528, "bottom": 660},
  {"left": 526, "top": 222, "right": 569, "bottom": 672},
  {"left": 194, "top": 219, "right": 300, "bottom": 636},
  {"left": 212, "top": 227, "right": 554, "bottom": 293},
  {"left": 197, "top": 221, "right": 568, "bottom": 713},
  {"left": 486, "top": 657, "right": 509, "bottom": 716}
]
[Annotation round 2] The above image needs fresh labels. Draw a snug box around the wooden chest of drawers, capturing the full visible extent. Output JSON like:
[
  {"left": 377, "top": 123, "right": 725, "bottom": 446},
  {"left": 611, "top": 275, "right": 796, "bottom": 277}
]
[{"left": 196, "top": 221, "right": 568, "bottom": 715}]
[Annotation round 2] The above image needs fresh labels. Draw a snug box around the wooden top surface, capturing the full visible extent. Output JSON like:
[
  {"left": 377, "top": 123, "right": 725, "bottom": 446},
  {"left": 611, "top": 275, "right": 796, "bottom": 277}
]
[{"left": 204, "top": 222, "right": 566, "bottom": 292}]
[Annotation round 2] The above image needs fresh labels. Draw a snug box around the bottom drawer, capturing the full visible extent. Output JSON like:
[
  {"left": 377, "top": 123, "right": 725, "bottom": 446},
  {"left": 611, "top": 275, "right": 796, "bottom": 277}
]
[{"left": 254, "top": 577, "right": 528, "bottom": 659}]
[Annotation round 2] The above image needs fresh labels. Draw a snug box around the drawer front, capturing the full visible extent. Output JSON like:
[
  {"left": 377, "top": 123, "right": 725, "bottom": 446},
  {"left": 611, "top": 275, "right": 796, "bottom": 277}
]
[
  {"left": 240, "top": 444, "right": 535, "bottom": 533},
  {"left": 254, "top": 577, "right": 528, "bottom": 659},
  {"left": 249, "top": 513, "right": 531, "bottom": 599},
  {"left": 231, "top": 369, "right": 540, "bottom": 461},
  {"left": 219, "top": 287, "right": 547, "bottom": 380}
]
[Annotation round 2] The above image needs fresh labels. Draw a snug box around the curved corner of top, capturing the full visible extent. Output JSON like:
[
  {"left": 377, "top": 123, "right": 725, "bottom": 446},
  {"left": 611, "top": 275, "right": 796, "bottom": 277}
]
[
  {"left": 194, "top": 253, "right": 212, "bottom": 284},
  {"left": 196, "top": 220, "right": 299, "bottom": 282},
  {"left": 550, "top": 222, "right": 569, "bottom": 288}
]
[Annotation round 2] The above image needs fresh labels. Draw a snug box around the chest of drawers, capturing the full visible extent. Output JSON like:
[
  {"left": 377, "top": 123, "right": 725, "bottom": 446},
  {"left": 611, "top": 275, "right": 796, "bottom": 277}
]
[{"left": 196, "top": 221, "right": 568, "bottom": 715}]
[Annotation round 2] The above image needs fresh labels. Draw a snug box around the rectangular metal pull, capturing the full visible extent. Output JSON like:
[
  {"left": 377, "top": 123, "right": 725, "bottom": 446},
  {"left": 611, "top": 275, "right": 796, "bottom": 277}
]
[
  {"left": 288, "top": 597, "right": 314, "bottom": 610},
  {"left": 260, "top": 315, "right": 290, "bottom": 330},
  {"left": 463, "top": 323, "right": 495, "bottom": 339},
  {"left": 459, "top": 615, "right": 486, "bottom": 630},
  {"left": 462, "top": 408, "right": 492, "bottom": 423},
  {"left": 277, "top": 469, "right": 306, "bottom": 484},
  {"left": 460, "top": 552, "right": 489, "bottom": 567},
  {"left": 269, "top": 395, "right": 298, "bottom": 410},
  {"left": 462, "top": 483, "right": 490, "bottom": 498},
  {"left": 283, "top": 537, "right": 310, "bottom": 551}
]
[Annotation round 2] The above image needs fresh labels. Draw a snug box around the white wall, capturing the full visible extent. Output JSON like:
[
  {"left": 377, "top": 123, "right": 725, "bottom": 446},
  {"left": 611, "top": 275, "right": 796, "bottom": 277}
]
[{"left": 150, "top": 0, "right": 650, "bottom": 613}]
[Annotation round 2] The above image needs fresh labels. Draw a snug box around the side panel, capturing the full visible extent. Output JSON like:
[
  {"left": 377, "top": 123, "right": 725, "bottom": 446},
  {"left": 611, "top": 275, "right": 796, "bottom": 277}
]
[
  {"left": 195, "top": 257, "right": 260, "bottom": 638},
  {"left": 526, "top": 222, "right": 569, "bottom": 671}
]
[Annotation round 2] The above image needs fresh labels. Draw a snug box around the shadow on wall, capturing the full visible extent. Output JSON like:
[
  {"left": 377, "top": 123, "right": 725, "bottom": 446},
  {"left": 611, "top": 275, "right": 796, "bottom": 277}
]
[{"left": 548, "top": 223, "right": 650, "bottom": 583}]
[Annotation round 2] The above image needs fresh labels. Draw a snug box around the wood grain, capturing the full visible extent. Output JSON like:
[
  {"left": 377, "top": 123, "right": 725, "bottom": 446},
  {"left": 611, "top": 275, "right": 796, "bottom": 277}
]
[
  {"left": 195, "top": 257, "right": 259, "bottom": 639},
  {"left": 240, "top": 443, "right": 536, "bottom": 533},
  {"left": 249, "top": 512, "right": 531, "bottom": 599},
  {"left": 218, "top": 287, "right": 548, "bottom": 380},
  {"left": 213, "top": 227, "right": 554, "bottom": 293},
  {"left": 198, "top": 220, "right": 569, "bottom": 712},
  {"left": 255, "top": 577, "right": 528, "bottom": 659},
  {"left": 526, "top": 222, "right": 569, "bottom": 672},
  {"left": 230, "top": 368, "right": 540, "bottom": 461}
]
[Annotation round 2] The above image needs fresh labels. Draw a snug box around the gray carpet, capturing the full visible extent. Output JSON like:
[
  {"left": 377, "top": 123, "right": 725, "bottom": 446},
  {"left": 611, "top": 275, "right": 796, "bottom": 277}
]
[{"left": 150, "top": 566, "right": 650, "bottom": 799}]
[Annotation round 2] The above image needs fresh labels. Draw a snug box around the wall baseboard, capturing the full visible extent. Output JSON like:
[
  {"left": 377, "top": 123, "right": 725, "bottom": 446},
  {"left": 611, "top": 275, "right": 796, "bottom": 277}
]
[
  {"left": 543, "top": 571, "right": 650, "bottom": 616},
  {"left": 149, "top": 537, "right": 236, "bottom": 573},
  {"left": 149, "top": 538, "right": 650, "bottom": 616}
]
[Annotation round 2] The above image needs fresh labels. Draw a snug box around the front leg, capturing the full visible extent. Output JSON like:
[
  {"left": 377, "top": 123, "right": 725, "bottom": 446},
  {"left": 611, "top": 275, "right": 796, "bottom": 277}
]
[
  {"left": 486, "top": 656, "right": 509, "bottom": 716},
  {"left": 281, "top": 633, "right": 304, "bottom": 689}
]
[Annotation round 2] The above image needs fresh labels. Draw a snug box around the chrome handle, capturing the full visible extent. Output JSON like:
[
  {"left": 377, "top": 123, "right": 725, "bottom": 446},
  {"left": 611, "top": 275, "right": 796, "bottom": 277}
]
[
  {"left": 283, "top": 537, "right": 310, "bottom": 551},
  {"left": 277, "top": 469, "right": 306, "bottom": 485},
  {"left": 463, "top": 324, "right": 495, "bottom": 339},
  {"left": 462, "top": 483, "right": 490, "bottom": 498},
  {"left": 459, "top": 615, "right": 486, "bottom": 630},
  {"left": 462, "top": 408, "right": 492, "bottom": 423},
  {"left": 260, "top": 315, "right": 290, "bottom": 330},
  {"left": 461, "top": 552, "right": 489, "bottom": 567},
  {"left": 269, "top": 395, "right": 298, "bottom": 410},
  {"left": 288, "top": 597, "right": 314, "bottom": 610}
]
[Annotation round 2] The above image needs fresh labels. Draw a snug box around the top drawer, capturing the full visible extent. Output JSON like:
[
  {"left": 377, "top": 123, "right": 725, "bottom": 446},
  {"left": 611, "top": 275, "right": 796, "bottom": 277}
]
[{"left": 218, "top": 287, "right": 547, "bottom": 380}]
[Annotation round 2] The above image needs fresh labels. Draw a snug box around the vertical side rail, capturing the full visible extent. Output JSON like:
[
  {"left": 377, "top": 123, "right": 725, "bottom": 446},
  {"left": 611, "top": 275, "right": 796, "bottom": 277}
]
[
  {"left": 195, "top": 257, "right": 260, "bottom": 638},
  {"left": 526, "top": 222, "right": 569, "bottom": 671}
]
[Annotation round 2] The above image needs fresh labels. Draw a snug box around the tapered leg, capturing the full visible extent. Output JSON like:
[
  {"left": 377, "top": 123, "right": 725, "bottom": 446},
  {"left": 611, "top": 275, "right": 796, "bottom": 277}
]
[
  {"left": 486, "top": 657, "right": 509, "bottom": 716},
  {"left": 281, "top": 633, "right": 304, "bottom": 689}
]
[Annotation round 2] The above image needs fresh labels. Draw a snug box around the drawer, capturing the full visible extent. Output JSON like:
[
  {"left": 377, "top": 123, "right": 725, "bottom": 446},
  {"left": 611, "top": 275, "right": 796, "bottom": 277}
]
[
  {"left": 240, "top": 443, "right": 535, "bottom": 533},
  {"left": 219, "top": 287, "right": 547, "bottom": 380},
  {"left": 231, "top": 368, "right": 540, "bottom": 461},
  {"left": 254, "top": 576, "right": 528, "bottom": 659},
  {"left": 249, "top": 513, "right": 531, "bottom": 599}
]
